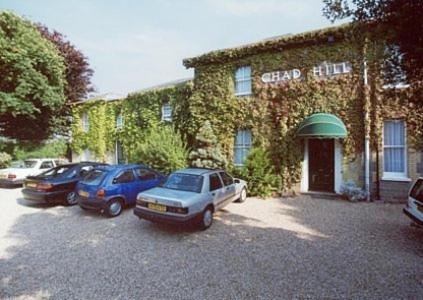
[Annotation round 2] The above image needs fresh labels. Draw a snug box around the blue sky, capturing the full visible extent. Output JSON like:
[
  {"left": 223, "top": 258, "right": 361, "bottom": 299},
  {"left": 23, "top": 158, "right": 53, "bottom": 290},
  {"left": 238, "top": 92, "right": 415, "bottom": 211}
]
[{"left": 1, "top": 0, "right": 346, "bottom": 96}]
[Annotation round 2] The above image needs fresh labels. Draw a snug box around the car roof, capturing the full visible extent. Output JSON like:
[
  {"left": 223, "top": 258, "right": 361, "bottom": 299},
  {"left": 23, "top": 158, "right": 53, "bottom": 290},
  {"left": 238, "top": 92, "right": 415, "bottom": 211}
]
[
  {"left": 175, "top": 168, "right": 223, "bottom": 175},
  {"left": 94, "top": 164, "right": 148, "bottom": 171}
]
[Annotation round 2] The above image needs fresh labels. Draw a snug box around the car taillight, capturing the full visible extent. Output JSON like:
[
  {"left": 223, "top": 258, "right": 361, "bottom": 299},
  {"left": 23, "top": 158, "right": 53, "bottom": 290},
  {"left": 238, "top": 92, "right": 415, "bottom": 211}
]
[
  {"left": 7, "top": 174, "right": 16, "bottom": 179},
  {"left": 37, "top": 183, "right": 53, "bottom": 191},
  {"left": 167, "top": 206, "right": 189, "bottom": 214},
  {"left": 97, "top": 189, "right": 105, "bottom": 198}
]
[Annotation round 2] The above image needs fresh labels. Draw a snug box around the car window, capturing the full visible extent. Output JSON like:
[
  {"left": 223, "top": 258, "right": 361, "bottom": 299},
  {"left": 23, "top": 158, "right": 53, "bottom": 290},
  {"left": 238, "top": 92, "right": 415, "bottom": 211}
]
[
  {"left": 162, "top": 173, "right": 203, "bottom": 193},
  {"left": 114, "top": 170, "right": 135, "bottom": 184},
  {"left": 135, "top": 168, "right": 157, "bottom": 180},
  {"left": 40, "top": 165, "right": 73, "bottom": 178},
  {"left": 79, "top": 165, "right": 94, "bottom": 177},
  {"left": 23, "top": 160, "right": 37, "bottom": 168},
  {"left": 219, "top": 172, "right": 234, "bottom": 186},
  {"left": 410, "top": 179, "right": 423, "bottom": 202},
  {"left": 82, "top": 169, "right": 106, "bottom": 185},
  {"left": 209, "top": 173, "right": 223, "bottom": 191},
  {"left": 40, "top": 161, "right": 54, "bottom": 169}
]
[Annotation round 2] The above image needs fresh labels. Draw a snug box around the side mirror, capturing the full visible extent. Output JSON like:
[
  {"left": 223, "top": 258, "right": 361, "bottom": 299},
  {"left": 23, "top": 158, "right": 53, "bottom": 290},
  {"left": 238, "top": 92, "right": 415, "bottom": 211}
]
[{"left": 234, "top": 179, "right": 240, "bottom": 184}]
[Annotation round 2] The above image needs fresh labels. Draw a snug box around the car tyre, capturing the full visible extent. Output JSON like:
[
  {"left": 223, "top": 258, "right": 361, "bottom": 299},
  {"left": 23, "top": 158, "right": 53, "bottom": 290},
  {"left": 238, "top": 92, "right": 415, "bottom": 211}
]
[
  {"left": 236, "top": 187, "right": 247, "bottom": 203},
  {"left": 199, "top": 206, "right": 213, "bottom": 230},
  {"left": 106, "top": 199, "right": 123, "bottom": 217},
  {"left": 65, "top": 191, "right": 78, "bottom": 206}
]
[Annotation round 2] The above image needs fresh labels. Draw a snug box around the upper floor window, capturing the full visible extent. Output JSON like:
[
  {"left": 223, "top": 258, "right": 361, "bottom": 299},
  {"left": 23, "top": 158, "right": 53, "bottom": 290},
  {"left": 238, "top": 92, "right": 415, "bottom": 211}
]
[
  {"left": 81, "top": 113, "right": 89, "bottom": 132},
  {"left": 383, "top": 120, "right": 407, "bottom": 178},
  {"left": 116, "top": 113, "right": 123, "bottom": 129},
  {"left": 162, "top": 103, "right": 172, "bottom": 122},
  {"left": 234, "top": 130, "right": 252, "bottom": 166},
  {"left": 235, "top": 66, "right": 252, "bottom": 96}
]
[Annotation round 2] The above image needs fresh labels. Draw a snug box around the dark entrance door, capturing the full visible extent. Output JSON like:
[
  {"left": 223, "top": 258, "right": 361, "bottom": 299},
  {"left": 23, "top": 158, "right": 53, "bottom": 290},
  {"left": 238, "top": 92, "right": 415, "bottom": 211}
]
[{"left": 309, "top": 139, "right": 334, "bottom": 192}]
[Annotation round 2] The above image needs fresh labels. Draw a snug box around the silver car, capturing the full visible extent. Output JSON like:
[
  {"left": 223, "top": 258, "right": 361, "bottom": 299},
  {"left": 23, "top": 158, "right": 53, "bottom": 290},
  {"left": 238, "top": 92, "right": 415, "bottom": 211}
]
[
  {"left": 134, "top": 168, "right": 247, "bottom": 229},
  {"left": 403, "top": 177, "right": 423, "bottom": 227}
]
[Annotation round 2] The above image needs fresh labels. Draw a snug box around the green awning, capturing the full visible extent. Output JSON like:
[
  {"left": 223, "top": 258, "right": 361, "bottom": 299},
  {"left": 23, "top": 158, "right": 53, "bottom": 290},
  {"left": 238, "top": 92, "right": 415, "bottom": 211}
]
[{"left": 296, "top": 113, "right": 347, "bottom": 138}]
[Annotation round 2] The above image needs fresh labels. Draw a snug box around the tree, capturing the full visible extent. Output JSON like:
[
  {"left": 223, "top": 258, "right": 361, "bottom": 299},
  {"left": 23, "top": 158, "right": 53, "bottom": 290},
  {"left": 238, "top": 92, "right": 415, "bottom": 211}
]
[
  {"left": 37, "top": 24, "right": 94, "bottom": 137},
  {"left": 323, "top": 0, "right": 423, "bottom": 94},
  {"left": 189, "top": 121, "right": 227, "bottom": 169},
  {"left": 0, "top": 11, "right": 66, "bottom": 142}
]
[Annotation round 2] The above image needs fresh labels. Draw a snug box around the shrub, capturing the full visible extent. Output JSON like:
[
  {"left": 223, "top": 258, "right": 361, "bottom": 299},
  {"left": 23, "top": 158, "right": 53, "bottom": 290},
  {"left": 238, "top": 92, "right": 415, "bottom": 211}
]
[
  {"left": 189, "top": 121, "right": 227, "bottom": 169},
  {"left": 340, "top": 180, "right": 368, "bottom": 202},
  {"left": 238, "top": 147, "right": 280, "bottom": 198},
  {"left": 0, "top": 152, "right": 12, "bottom": 168},
  {"left": 13, "top": 139, "right": 68, "bottom": 160},
  {"left": 133, "top": 125, "right": 188, "bottom": 174}
]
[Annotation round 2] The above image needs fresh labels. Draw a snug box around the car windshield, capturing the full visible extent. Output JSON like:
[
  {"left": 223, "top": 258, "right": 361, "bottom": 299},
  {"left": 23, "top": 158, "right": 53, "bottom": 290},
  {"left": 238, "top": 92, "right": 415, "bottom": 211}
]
[
  {"left": 81, "top": 169, "right": 106, "bottom": 186},
  {"left": 162, "top": 173, "right": 203, "bottom": 193},
  {"left": 23, "top": 160, "right": 38, "bottom": 168},
  {"left": 410, "top": 179, "right": 423, "bottom": 202},
  {"left": 39, "top": 165, "right": 73, "bottom": 178}
]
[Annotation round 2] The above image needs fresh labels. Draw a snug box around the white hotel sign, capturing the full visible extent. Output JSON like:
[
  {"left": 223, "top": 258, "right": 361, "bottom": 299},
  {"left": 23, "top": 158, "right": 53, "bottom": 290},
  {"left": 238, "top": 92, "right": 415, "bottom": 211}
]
[{"left": 261, "top": 62, "right": 352, "bottom": 83}]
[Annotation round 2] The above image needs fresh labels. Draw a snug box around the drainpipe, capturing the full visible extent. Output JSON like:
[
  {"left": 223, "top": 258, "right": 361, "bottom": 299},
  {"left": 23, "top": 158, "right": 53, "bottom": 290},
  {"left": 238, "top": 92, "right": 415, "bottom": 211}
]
[{"left": 363, "top": 59, "right": 371, "bottom": 201}]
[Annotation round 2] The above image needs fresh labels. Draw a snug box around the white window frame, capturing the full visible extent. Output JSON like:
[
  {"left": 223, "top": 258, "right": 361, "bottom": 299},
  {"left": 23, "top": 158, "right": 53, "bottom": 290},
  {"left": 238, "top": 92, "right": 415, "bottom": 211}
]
[
  {"left": 382, "top": 120, "right": 409, "bottom": 180},
  {"left": 235, "top": 66, "right": 252, "bottom": 96},
  {"left": 234, "top": 130, "right": 252, "bottom": 166},
  {"left": 81, "top": 112, "right": 89, "bottom": 132},
  {"left": 116, "top": 113, "right": 123, "bottom": 129},
  {"left": 161, "top": 103, "right": 172, "bottom": 122}
]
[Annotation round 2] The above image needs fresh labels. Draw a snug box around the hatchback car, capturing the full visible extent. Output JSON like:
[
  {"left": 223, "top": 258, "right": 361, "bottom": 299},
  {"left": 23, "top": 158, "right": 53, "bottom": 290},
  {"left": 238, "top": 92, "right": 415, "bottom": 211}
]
[
  {"left": 77, "top": 164, "right": 165, "bottom": 217},
  {"left": 403, "top": 177, "right": 423, "bottom": 226},
  {"left": 134, "top": 168, "right": 247, "bottom": 229},
  {"left": 21, "top": 162, "right": 106, "bottom": 205}
]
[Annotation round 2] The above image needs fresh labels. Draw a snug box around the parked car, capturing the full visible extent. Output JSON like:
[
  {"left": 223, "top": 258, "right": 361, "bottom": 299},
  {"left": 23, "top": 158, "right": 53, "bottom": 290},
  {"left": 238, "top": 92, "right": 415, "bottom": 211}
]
[
  {"left": 77, "top": 164, "right": 165, "bottom": 217},
  {"left": 134, "top": 168, "right": 247, "bottom": 230},
  {"left": 403, "top": 177, "right": 423, "bottom": 227},
  {"left": 21, "top": 162, "right": 107, "bottom": 205},
  {"left": 0, "top": 158, "right": 63, "bottom": 187}
]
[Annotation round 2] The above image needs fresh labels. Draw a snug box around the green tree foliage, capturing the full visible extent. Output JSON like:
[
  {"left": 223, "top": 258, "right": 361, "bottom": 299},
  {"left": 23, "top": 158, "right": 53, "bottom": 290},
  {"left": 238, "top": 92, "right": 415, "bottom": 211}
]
[
  {"left": 0, "top": 152, "right": 12, "bottom": 168},
  {"left": 238, "top": 148, "right": 280, "bottom": 198},
  {"left": 0, "top": 11, "right": 66, "bottom": 142},
  {"left": 133, "top": 126, "right": 188, "bottom": 174},
  {"left": 13, "top": 139, "right": 68, "bottom": 160},
  {"left": 189, "top": 121, "right": 227, "bottom": 169}
]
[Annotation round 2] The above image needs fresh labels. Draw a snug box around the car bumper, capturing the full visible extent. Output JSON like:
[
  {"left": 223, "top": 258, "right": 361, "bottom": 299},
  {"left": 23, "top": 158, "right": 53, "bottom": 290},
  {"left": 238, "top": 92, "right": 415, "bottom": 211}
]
[
  {"left": 0, "top": 179, "right": 23, "bottom": 187},
  {"left": 134, "top": 206, "right": 199, "bottom": 224},
  {"left": 78, "top": 196, "right": 106, "bottom": 212},
  {"left": 21, "top": 188, "right": 66, "bottom": 203},
  {"left": 403, "top": 207, "right": 423, "bottom": 226}
]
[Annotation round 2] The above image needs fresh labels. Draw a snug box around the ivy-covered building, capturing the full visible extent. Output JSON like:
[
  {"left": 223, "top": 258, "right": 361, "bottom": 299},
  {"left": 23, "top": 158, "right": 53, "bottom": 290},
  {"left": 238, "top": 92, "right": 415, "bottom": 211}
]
[{"left": 71, "top": 24, "right": 422, "bottom": 202}]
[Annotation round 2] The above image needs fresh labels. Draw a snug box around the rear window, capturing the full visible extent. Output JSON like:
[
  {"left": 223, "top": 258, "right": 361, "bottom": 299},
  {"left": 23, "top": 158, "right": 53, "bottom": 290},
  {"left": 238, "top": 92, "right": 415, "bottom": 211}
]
[
  {"left": 23, "top": 160, "right": 37, "bottom": 168},
  {"left": 82, "top": 169, "right": 106, "bottom": 185},
  {"left": 162, "top": 173, "right": 203, "bottom": 193},
  {"left": 410, "top": 179, "right": 423, "bottom": 202},
  {"left": 40, "top": 165, "right": 73, "bottom": 178}
]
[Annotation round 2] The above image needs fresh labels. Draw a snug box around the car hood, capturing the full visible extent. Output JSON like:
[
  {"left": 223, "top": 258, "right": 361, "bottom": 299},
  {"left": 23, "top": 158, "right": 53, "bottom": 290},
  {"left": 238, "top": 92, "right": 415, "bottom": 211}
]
[
  {"left": 137, "top": 187, "right": 202, "bottom": 207},
  {"left": 0, "top": 168, "right": 40, "bottom": 178}
]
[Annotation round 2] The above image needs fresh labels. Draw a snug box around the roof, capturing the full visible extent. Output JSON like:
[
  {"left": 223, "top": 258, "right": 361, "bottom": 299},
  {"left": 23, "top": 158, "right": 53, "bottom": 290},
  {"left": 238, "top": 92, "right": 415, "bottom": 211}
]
[
  {"left": 128, "top": 78, "right": 193, "bottom": 96},
  {"left": 95, "top": 164, "right": 147, "bottom": 171},
  {"left": 176, "top": 168, "right": 222, "bottom": 175},
  {"left": 183, "top": 23, "right": 351, "bottom": 68},
  {"left": 72, "top": 92, "right": 125, "bottom": 105}
]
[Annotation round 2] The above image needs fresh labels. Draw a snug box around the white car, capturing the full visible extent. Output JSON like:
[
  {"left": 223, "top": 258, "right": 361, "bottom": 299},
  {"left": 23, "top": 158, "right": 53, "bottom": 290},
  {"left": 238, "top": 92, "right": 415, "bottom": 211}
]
[
  {"left": 0, "top": 158, "right": 60, "bottom": 187},
  {"left": 403, "top": 177, "right": 423, "bottom": 227}
]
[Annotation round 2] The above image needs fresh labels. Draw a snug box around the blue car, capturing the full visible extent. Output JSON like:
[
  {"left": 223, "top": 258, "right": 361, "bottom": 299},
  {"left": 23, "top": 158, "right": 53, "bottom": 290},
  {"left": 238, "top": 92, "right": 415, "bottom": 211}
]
[{"left": 77, "top": 164, "right": 165, "bottom": 217}]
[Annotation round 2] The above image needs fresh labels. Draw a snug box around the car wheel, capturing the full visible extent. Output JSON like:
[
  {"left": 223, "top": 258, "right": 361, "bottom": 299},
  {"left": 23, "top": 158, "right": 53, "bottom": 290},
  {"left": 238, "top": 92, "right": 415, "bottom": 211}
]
[
  {"left": 200, "top": 207, "right": 213, "bottom": 230},
  {"left": 65, "top": 191, "right": 78, "bottom": 206},
  {"left": 106, "top": 199, "right": 123, "bottom": 217},
  {"left": 236, "top": 187, "right": 247, "bottom": 203}
]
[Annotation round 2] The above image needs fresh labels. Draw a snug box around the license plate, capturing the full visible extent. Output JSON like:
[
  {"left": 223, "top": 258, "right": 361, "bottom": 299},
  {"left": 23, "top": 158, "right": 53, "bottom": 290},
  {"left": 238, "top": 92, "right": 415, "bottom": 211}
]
[
  {"left": 148, "top": 203, "right": 167, "bottom": 212},
  {"left": 79, "top": 190, "right": 89, "bottom": 197},
  {"left": 27, "top": 182, "right": 37, "bottom": 188}
]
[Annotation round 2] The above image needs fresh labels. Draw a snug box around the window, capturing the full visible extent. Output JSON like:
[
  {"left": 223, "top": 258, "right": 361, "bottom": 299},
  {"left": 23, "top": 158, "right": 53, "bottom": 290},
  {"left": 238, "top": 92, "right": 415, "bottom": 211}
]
[
  {"left": 234, "top": 130, "right": 252, "bottom": 166},
  {"left": 114, "top": 170, "right": 135, "bottom": 184},
  {"left": 383, "top": 120, "right": 407, "bottom": 178},
  {"left": 135, "top": 168, "right": 157, "bottom": 180},
  {"left": 162, "top": 103, "right": 172, "bottom": 122},
  {"left": 116, "top": 113, "right": 123, "bottom": 129},
  {"left": 219, "top": 172, "right": 234, "bottom": 186},
  {"left": 235, "top": 66, "right": 252, "bottom": 96},
  {"left": 81, "top": 112, "right": 89, "bottom": 132},
  {"left": 40, "top": 161, "right": 54, "bottom": 169},
  {"left": 162, "top": 173, "right": 203, "bottom": 193},
  {"left": 209, "top": 173, "right": 223, "bottom": 191}
]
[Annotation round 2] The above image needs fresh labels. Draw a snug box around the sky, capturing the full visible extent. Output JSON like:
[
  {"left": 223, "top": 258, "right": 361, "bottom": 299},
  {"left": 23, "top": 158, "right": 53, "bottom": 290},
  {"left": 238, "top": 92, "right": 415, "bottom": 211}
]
[{"left": 0, "top": 0, "right": 347, "bottom": 97}]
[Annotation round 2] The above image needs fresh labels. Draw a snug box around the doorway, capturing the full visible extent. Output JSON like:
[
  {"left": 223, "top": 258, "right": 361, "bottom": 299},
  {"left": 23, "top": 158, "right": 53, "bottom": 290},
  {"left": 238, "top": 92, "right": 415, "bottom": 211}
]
[{"left": 308, "top": 139, "right": 334, "bottom": 192}]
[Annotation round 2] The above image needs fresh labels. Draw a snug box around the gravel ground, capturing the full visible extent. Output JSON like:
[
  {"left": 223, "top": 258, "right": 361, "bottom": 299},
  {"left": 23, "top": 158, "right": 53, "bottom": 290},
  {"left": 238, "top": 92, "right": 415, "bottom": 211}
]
[{"left": 0, "top": 187, "right": 422, "bottom": 300}]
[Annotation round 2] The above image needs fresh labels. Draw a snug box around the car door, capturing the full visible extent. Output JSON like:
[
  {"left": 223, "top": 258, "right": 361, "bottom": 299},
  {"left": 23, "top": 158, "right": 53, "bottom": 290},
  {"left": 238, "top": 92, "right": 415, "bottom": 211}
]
[
  {"left": 134, "top": 167, "right": 161, "bottom": 192},
  {"left": 218, "top": 171, "right": 236, "bottom": 202},
  {"left": 209, "top": 172, "right": 225, "bottom": 208},
  {"left": 113, "top": 169, "right": 138, "bottom": 204}
]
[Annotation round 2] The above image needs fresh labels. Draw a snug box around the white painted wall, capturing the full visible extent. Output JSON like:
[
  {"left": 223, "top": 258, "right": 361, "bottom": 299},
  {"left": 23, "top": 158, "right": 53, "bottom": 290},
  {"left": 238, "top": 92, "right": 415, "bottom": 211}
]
[{"left": 301, "top": 139, "right": 309, "bottom": 192}]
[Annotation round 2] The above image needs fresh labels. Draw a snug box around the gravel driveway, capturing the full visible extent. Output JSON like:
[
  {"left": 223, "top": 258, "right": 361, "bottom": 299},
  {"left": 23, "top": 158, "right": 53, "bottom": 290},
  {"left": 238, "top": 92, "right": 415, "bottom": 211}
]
[{"left": 0, "top": 187, "right": 422, "bottom": 300}]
